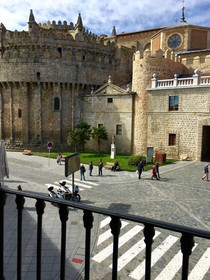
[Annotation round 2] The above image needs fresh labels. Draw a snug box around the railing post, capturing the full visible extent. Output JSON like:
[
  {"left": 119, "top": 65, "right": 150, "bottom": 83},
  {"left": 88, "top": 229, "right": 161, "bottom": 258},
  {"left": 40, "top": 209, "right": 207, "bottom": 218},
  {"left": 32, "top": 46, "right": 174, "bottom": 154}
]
[
  {"left": 143, "top": 224, "right": 155, "bottom": 280},
  {"left": 35, "top": 199, "right": 46, "bottom": 280},
  {"left": 15, "top": 193, "right": 25, "bottom": 280},
  {"left": 180, "top": 233, "right": 195, "bottom": 280},
  {"left": 59, "top": 204, "right": 69, "bottom": 280},
  {"left": 193, "top": 69, "right": 200, "bottom": 85},
  {"left": 151, "top": 73, "right": 157, "bottom": 88},
  {"left": 174, "top": 74, "right": 178, "bottom": 86},
  {"left": 110, "top": 216, "right": 122, "bottom": 280},
  {"left": 83, "top": 210, "right": 94, "bottom": 280},
  {"left": 0, "top": 192, "right": 6, "bottom": 280}
]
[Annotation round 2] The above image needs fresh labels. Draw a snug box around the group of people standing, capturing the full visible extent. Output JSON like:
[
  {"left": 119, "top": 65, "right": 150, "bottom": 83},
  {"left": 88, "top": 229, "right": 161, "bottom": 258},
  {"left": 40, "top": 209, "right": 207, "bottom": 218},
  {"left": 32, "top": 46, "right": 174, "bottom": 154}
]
[
  {"left": 137, "top": 161, "right": 160, "bottom": 180},
  {"left": 80, "top": 159, "right": 104, "bottom": 180}
]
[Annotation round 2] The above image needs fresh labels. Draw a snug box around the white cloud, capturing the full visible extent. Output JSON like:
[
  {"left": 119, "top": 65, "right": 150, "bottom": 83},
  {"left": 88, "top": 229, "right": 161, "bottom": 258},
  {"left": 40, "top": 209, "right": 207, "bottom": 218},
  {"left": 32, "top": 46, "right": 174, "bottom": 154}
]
[{"left": 0, "top": 0, "right": 210, "bottom": 35}]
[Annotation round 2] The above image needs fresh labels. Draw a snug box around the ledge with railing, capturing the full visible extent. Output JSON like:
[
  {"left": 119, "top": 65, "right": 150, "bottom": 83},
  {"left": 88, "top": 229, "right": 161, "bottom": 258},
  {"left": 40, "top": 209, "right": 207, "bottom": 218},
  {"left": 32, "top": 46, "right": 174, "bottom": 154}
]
[
  {"left": 0, "top": 188, "right": 210, "bottom": 280},
  {"left": 151, "top": 70, "right": 210, "bottom": 89}
]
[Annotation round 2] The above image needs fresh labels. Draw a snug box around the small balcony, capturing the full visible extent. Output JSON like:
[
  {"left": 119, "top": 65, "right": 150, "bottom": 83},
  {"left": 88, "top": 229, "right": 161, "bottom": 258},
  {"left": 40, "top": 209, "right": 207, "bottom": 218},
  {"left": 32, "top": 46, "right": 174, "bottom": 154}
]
[{"left": 0, "top": 188, "right": 210, "bottom": 280}]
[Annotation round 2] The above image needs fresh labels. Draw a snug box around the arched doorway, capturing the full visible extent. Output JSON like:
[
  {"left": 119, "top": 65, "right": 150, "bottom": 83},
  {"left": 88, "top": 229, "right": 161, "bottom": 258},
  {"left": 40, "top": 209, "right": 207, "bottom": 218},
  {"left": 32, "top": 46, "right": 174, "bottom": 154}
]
[{"left": 201, "top": 125, "right": 210, "bottom": 161}]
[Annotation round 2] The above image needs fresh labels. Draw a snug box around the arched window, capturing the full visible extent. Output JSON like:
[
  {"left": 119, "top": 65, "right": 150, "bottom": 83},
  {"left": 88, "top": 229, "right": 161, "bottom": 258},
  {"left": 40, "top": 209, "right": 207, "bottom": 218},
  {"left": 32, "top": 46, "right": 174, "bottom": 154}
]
[{"left": 54, "top": 97, "right": 60, "bottom": 110}]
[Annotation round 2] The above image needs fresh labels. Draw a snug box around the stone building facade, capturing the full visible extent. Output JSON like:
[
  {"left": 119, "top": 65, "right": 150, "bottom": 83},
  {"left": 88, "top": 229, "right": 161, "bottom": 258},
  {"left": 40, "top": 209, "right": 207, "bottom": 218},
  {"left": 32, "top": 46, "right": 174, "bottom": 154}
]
[{"left": 1, "top": 8, "right": 210, "bottom": 160}]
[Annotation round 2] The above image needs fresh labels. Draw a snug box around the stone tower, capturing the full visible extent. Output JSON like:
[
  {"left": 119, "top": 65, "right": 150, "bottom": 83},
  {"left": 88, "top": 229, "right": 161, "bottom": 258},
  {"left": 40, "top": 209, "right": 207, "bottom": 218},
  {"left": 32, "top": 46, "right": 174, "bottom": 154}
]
[
  {"left": 0, "top": 10, "right": 132, "bottom": 149},
  {"left": 132, "top": 49, "right": 187, "bottom": 155}
]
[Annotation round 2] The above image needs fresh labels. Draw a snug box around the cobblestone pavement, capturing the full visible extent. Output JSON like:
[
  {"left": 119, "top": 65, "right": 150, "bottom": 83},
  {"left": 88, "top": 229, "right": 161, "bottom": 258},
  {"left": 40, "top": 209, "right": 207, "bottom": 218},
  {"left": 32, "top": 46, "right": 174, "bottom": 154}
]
[
  {"left": 80, "top": 160, "right": 210, "bottom": 230},
  {"left": 3, "top": 152, "right": 210, "bottom": 279}
]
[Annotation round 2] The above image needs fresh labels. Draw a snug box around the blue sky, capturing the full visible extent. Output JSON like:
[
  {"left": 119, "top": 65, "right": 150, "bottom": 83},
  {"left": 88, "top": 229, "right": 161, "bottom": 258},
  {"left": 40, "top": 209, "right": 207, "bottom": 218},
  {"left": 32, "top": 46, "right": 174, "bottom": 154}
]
[{"left": 1, "top": 0, "right": 210, "bottom": 35}]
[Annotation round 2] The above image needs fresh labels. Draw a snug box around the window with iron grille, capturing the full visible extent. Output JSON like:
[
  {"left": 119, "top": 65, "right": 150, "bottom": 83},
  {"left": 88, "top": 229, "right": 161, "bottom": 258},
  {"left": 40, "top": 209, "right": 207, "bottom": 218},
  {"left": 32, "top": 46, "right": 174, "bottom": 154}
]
[{"left": 116, "top": 124, "right": 122, "bottom": 135}]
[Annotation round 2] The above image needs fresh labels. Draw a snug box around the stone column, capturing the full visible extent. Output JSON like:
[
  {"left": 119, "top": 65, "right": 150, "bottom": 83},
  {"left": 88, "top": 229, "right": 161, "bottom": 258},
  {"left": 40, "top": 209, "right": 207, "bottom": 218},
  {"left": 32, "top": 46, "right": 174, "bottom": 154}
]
[
  {"left": 0, "top": 85, "right": 2, "bottom": 140},
  {"left": 35, "top": 82, "right": 42, "bottom": 140},
  {"left": 21, "top": 82, "right": 29, "bottom": 144},
  {"left": 53, "top": 83, "right": 61, "bottom": 142},
  {"left": 9, "top": 82, "right": 14, "bottom": 141}
]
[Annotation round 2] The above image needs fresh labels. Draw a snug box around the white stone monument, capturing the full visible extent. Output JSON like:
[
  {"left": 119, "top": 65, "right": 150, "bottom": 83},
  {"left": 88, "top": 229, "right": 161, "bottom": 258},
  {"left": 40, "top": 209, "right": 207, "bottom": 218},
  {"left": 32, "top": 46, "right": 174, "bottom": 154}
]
[{"left": 110, "top": 136, "right": 116, "bottom": 159}]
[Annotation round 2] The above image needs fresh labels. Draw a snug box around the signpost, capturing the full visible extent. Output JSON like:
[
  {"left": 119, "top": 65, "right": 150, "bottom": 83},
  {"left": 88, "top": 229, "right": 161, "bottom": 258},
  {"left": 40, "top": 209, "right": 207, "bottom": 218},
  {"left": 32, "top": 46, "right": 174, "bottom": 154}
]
[{"left": 65, "top": 153, "right": 80, "bottom": 194}]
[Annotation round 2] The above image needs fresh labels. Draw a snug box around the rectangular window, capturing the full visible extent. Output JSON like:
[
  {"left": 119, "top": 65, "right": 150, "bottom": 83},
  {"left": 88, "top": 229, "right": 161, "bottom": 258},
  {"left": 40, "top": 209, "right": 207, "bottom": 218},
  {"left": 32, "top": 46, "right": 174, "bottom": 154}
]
[
  {"left": 107, "top": 97, "right": 113, "bottom": 103},
  {"left": 18, "top": 109, "right": 22, "bottom": 118},
  {"left": 57, "top": 47, "right": 62, "bottom": 58},
  {"left": 169, "top": 133, "right": 176, "bottom": 146},
  {"left": 116, "top": 124, "right": 122, "bottom": 135},
  {"left": 169, "top": 96, "right": 179, "bottom": 111}
]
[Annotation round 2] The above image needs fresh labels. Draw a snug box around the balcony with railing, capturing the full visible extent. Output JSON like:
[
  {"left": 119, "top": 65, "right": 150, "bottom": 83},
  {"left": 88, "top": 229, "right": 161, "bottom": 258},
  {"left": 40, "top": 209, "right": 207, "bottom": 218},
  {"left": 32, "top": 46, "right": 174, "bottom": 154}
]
[
  {"left": 151, "top": 70, "right": 210, "bottom": 89},
  {"left": 0, "top": 187, "right": 210, "bottom": 280}
]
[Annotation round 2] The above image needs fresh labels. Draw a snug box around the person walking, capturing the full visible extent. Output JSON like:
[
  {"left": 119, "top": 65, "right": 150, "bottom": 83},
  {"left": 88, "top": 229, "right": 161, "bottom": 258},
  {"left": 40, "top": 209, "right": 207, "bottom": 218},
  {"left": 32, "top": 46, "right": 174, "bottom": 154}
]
[
  {"left": 137, "top": 161, "right": 144, "bottom": 179},
  {"left": 151, "top": 164, "right": 159, "bottom": 180},
  {"left": 155, "top": 162, "right": 161, "bottom": 179},
  {"left": 80, "top": 164, "right": 86, "bottom": 181},
  {"left": 89, "top": 161, "right": 93, "bottom": 176},
  {"left": 98, "top": 159, "right": 103, "bottom": 176},
  {"left": 202, "top": 164, "right": 209, "bottom": 181}
]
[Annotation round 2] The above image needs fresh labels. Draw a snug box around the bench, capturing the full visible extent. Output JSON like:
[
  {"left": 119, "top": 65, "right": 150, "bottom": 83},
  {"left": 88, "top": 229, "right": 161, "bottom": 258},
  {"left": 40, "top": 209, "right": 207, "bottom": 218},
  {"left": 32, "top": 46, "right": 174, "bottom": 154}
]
[
  {"left": 104, "top": 162, "right": 114, "bottom": 170},
  {"left": 22, "top": 149, "right": 32, "bottom": 155},
  {"left": 60, "top": 156, "right": 66, "bottom": 162},
  {"left": 180, "top": 154, "right": 189, "bottom": 161},
  {"left": 104, "top": 162, "right": 120, "bottom": 171}
]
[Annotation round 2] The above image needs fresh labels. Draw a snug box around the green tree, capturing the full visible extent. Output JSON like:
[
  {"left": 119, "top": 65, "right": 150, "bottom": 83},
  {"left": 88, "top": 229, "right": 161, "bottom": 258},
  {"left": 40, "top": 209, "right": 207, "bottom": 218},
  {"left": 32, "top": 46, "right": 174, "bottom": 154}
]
[
  {"left": 91, "top": 126, "right": 108, "bottom": 153},
  {"left": 66, "top": 128, "right": 81, "bottom": 152},
  {"left": 76, "top": 122, "right": 91, "bottom": 152},
  {"left": 67, "top": 122, "right": 91, "bottom": 152}
]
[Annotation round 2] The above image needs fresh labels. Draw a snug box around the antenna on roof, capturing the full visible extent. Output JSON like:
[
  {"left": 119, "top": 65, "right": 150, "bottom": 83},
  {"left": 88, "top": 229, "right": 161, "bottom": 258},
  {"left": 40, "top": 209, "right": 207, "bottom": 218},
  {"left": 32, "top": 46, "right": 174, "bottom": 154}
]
[{"left": 181, "top": 0, "right": 187, "bottom": 22}]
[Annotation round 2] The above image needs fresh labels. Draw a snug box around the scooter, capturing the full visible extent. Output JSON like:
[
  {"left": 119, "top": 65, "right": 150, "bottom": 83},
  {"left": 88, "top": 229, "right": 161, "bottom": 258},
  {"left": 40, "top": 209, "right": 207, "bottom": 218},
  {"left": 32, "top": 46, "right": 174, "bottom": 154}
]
[
  {"left": 58, "top": 180, "right": 81, "bottom": 202},
  {"left": 47, "top": 183, "right": 80, "bottom": 204}
]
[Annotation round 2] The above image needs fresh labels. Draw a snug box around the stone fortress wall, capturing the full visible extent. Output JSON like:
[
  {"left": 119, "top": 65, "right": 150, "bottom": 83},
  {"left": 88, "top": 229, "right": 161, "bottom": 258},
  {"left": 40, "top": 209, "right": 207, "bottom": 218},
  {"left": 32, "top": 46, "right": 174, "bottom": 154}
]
[{"left": 0, "top": 10, "right": 132, "bottom": 149}]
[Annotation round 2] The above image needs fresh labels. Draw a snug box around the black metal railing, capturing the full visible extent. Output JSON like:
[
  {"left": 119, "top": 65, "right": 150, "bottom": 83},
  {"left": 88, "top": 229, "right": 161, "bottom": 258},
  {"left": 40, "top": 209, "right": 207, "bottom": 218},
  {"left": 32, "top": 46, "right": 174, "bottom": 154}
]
[{"left": 0, "top": 188, "right": 210, "bottom": 280}]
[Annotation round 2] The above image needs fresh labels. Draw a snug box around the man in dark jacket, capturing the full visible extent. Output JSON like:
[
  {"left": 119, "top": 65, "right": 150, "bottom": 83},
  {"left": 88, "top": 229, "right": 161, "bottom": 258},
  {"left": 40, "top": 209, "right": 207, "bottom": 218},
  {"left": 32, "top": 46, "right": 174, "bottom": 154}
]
[{"left": 137, "top": 161, "right": 144, "bottom": 179}]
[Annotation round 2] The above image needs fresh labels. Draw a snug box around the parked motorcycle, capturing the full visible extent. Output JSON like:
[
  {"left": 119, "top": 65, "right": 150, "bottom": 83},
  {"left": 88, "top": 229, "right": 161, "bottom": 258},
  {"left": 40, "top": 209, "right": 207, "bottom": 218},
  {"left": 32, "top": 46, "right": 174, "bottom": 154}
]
[{"left": 47, "top": 181, "right": 80, "bottom": 203}]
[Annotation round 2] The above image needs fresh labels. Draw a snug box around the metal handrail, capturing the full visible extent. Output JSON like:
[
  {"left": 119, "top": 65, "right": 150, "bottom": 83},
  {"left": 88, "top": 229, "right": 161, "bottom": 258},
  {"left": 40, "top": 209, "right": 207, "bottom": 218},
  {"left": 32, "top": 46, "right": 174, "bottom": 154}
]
[{"left": 1, "top": 188, "right": 210, "bottom": 280}]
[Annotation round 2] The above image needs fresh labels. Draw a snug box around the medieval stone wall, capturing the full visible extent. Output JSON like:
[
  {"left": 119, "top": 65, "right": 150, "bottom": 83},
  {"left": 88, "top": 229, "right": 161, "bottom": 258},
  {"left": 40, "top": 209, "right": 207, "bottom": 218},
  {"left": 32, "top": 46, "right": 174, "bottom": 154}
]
[
  {"left": 180, "top": 51, "right": 210, "bottom": 73},
  {"left": 113, "top": 28, "right": 162, "bottom": 51},
  {"left": 0, "top": 11, "right": 133, "bottom": 149},
  {"left": 147, "top": 87, "right": 210, "bottom": 159}
]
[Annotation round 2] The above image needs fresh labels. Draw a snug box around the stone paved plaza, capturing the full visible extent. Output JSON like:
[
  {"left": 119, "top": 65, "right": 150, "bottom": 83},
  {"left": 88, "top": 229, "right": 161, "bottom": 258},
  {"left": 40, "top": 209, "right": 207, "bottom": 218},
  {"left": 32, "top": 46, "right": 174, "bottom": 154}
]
[{"left": 2, "top": 152, "right": 210, "bottom": 279}]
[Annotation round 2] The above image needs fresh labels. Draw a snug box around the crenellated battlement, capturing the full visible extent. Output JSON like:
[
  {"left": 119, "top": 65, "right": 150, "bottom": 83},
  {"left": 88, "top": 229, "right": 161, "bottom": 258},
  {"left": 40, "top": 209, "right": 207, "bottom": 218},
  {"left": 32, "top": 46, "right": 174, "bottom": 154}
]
[
  {"left": 133, "top": 48, "right": 181, "bottom": 63},
  {"left": 133, "top": 48, "right": 210, "bottom": 76},
  {"left": 1, "top": 22, "right": 107, "bottom": 51},
  {"left": 39, "top": 20, "right": 75, "bottom": 30}
]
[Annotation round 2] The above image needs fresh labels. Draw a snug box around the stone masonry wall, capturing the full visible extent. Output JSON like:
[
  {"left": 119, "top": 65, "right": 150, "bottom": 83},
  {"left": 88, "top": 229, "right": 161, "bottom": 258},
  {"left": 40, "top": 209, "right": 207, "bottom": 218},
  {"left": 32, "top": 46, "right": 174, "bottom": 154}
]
[
  {"left": 147, "top": 87, "right": 210, "bottom": 159},
  {"left": 132, "top": 49, "right": 187, "bottom": 156},
  {"left": 82, "top": 90, "right": 134, "bottom": 154}
]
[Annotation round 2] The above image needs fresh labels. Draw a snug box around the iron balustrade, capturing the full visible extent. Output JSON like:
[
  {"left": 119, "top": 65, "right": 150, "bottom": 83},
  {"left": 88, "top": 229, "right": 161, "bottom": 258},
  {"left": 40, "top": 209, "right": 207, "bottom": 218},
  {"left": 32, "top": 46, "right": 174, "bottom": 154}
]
[{"left": 0, "top": 188, "right": 210, "bottom": 280}]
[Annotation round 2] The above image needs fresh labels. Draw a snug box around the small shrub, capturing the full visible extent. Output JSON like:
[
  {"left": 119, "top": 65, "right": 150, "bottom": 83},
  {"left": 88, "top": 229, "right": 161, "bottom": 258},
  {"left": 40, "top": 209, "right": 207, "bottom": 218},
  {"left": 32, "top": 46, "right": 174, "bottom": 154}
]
[{"left": 128, "top": 155, "right": 146, "bottom": 166}]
